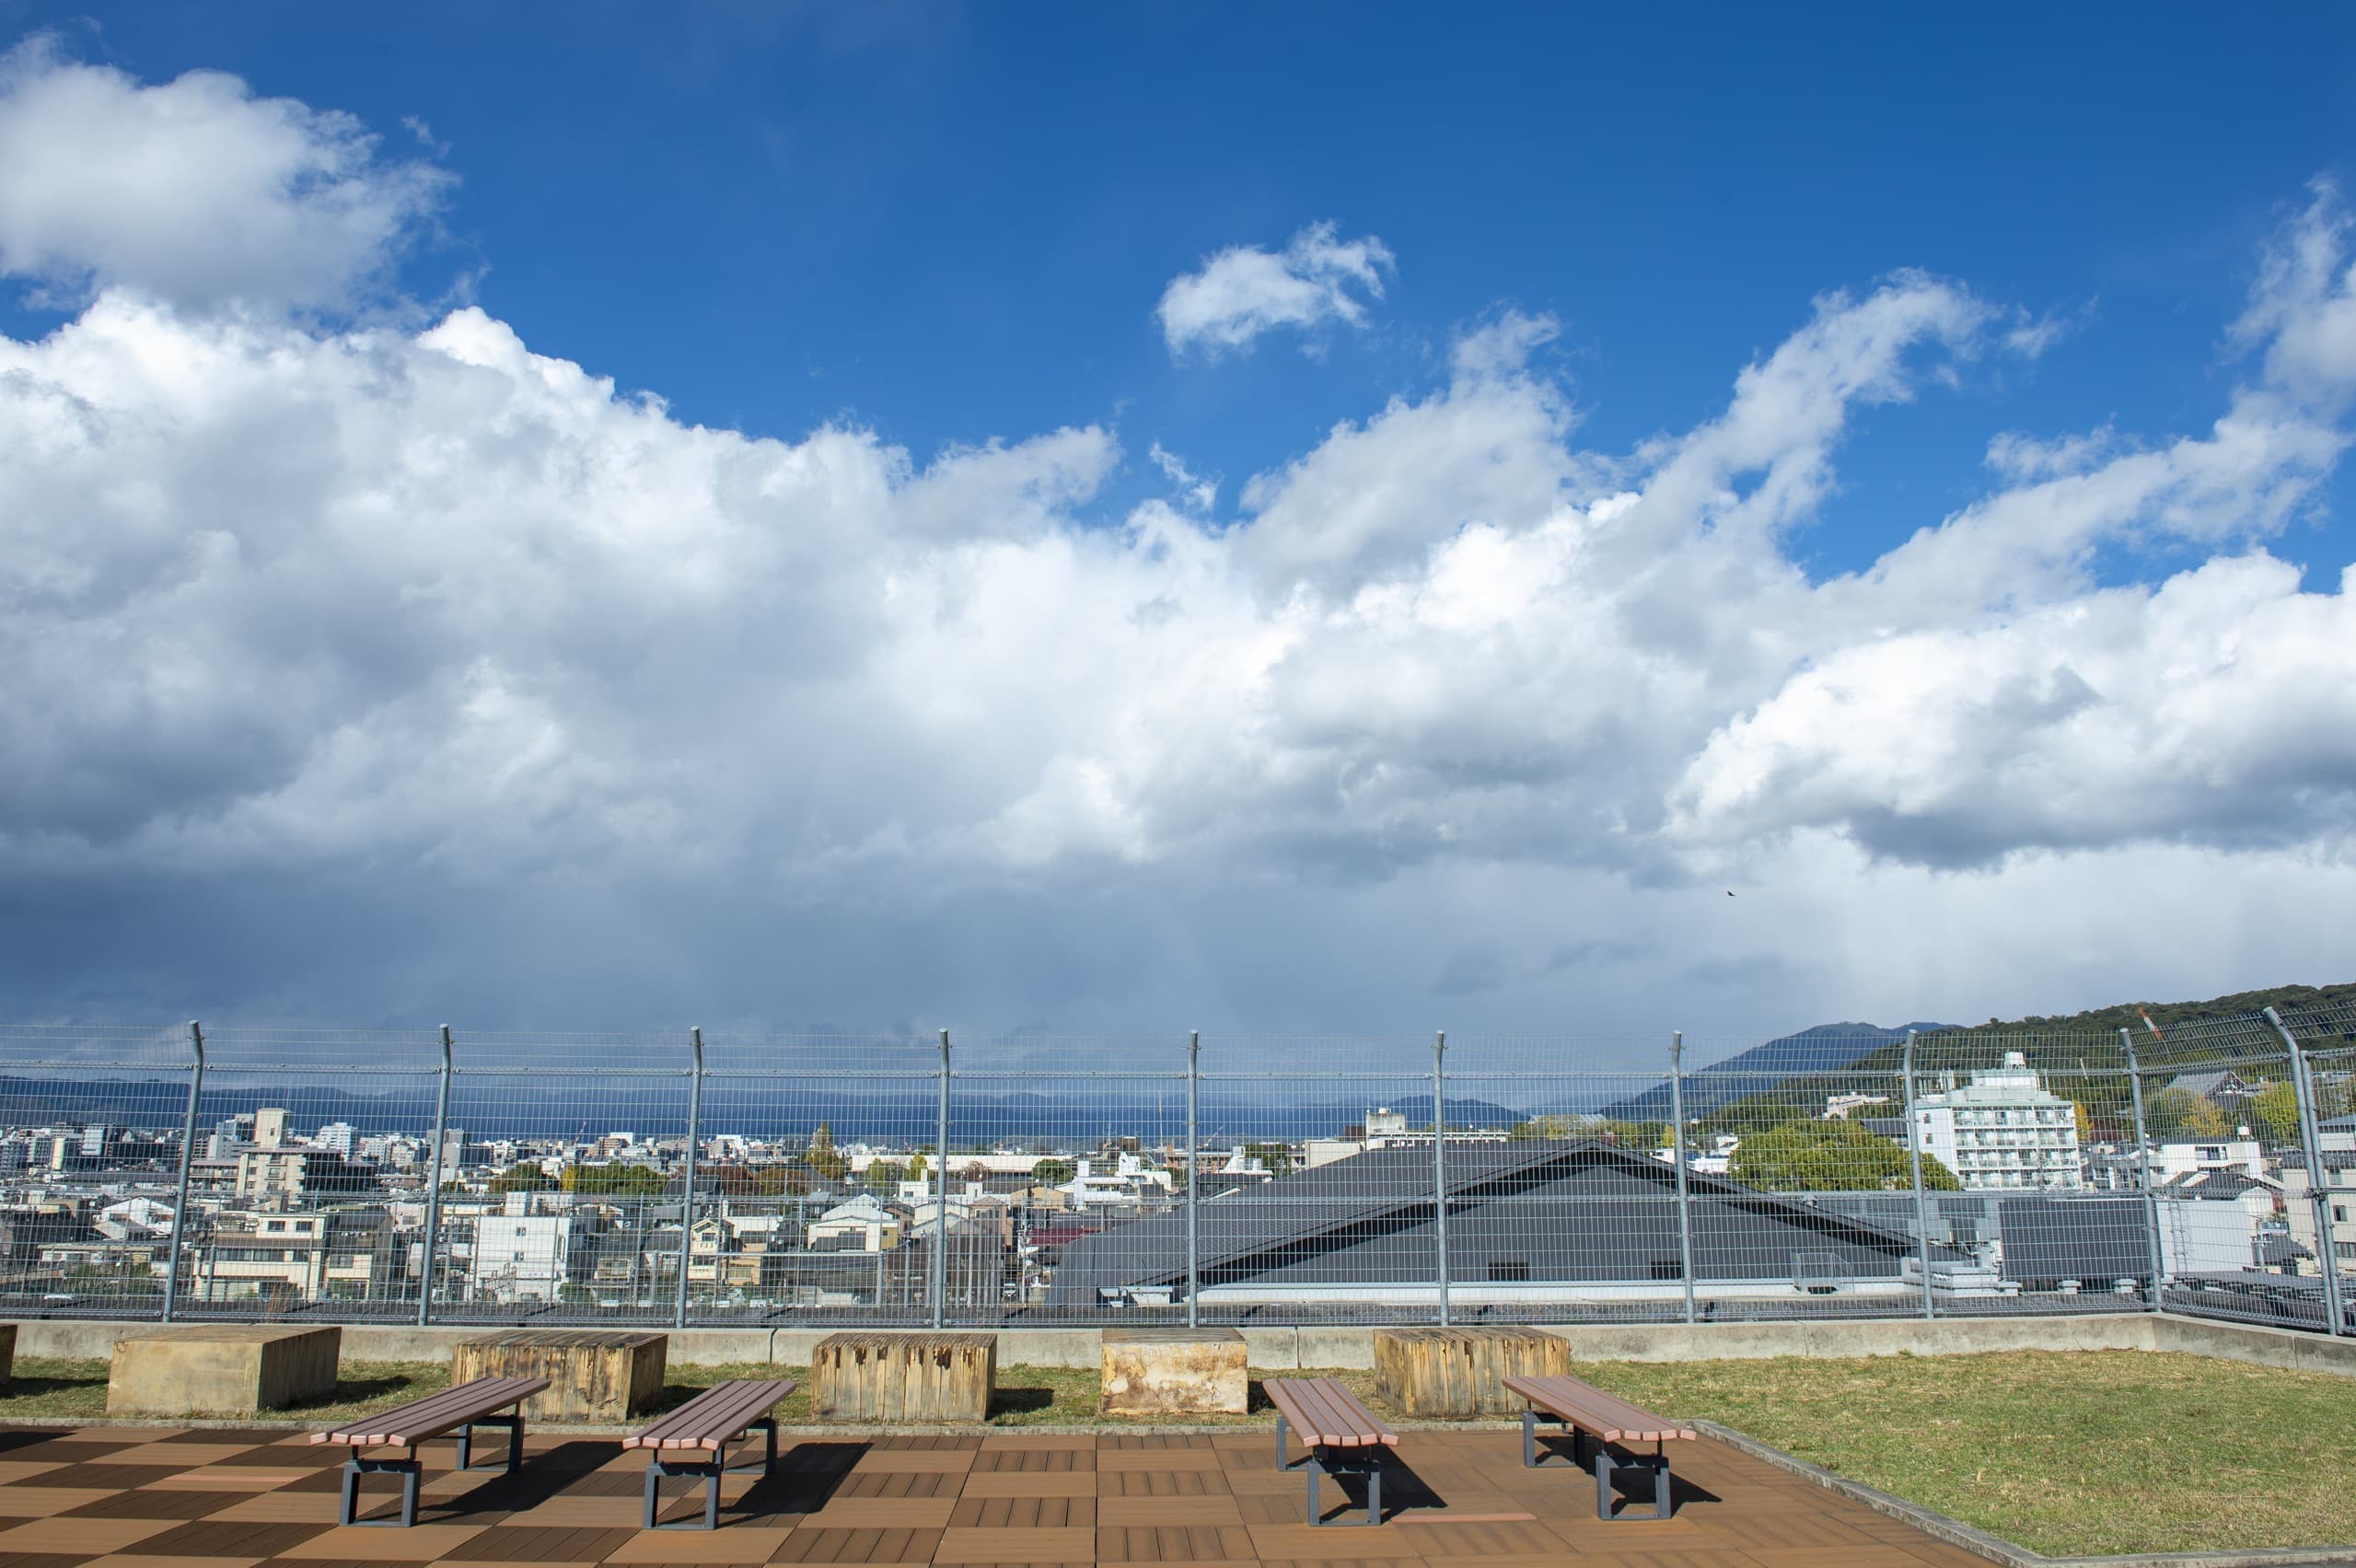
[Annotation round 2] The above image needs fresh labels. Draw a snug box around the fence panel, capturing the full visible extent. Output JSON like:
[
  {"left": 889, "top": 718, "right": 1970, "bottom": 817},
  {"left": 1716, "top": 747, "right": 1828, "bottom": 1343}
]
[
  {"left": 0, "top": 1024, "right": 192, "bottom": 1321},
  {"left": 694, "top": 1031, "right": 945, "bottom": 1325},
  {"left": 1440, "top": 1036, "right": 1681, "bottom": 1324},
  {"left": 428, "top": 1031, "right": 691, "bottom": 1326},
  {"left": 1189, "top": 1036, "right": 1440, "bottom": 1325},
  {"left": 1677, "top": 1033, "right": 1943, "bottom": 1320},
  {"left": 0, "top": 1009, "right": 2345, "bottom": 1334},
  {"left": 175, "top": 1028, "right": 441, "bottom": 1322},
  {"left": 943, "top": 1034, "right": 1187, "bottom": 1327}
]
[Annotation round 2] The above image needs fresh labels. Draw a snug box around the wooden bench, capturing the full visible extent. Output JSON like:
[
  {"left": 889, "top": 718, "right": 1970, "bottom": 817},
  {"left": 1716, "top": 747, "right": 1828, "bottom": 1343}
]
[
  {"left": 623, "top": 1377, "right": 798, "bottom": 1530},
  {"left": 310, "top": 1375, "right": 550, "bottom": 1527},
  {"left": 1263, "top": 1376, "right": 1399, "bottom": 1527},
  {"left": 1503, "top": 1373, "right": 1697, "bottom": 1521}
]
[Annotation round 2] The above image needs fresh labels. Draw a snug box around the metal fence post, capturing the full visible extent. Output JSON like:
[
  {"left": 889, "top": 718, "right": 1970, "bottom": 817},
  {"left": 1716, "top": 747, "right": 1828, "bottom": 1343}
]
[
  {"left": 417, "top": 1025, "right": 455, "bottom": 1327},
  {"left": 933, "top": 1028, "right": 951, "bottom": 1329},
  {"left": 2267, "top": 1007, "right": 2347, "bottom": 1335},
  {"left": 1186, "top": 1029, "right": 1201, "bottom": 1329},
  {"left": 1901, "top": 1030, "right": 1935, "bottom": 1319},
  {"left": 1669, "top": 1031, "right": 1696, "bottom": 1325},
  {"left": 676, "top": 1028, "right": 704, "bottom": 1329},
  {"left": 161, "top": 1021, "right": 205, "bottom": 1323},
  {"left": 1433, "top": 1029, "right": 1449, "bottom": 1327},
  {"left": 2120, "top": 1028, "right": 2167, "bottom": 1307}
]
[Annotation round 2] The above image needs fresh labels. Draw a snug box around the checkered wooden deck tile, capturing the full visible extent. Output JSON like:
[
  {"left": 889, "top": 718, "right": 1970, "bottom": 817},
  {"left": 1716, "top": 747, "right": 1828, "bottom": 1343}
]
[{"left": 0, "top": 1423, "right": 2001, "bottom": 1566}]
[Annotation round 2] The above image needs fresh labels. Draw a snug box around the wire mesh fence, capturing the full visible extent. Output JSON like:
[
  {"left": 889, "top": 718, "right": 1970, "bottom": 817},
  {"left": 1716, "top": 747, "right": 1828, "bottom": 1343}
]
[{"left": 0, "top": 1006, "right": 2348, "bottom": 1333}]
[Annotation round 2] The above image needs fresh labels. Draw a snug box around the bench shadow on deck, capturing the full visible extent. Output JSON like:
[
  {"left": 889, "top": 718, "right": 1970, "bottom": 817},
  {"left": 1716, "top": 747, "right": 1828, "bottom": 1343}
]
[{"left": 0, "top": 1422, "right": 1996, "bottom": 1566}]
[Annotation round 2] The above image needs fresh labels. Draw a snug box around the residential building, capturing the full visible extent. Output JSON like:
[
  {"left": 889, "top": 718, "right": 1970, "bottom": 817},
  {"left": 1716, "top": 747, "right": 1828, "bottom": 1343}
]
[
  {"left": 807, "top": 1194, "right": 901, "bottom": 1252},
  {"left": 1910, "top": 1052, "right": 2084, "bottom": 1191},
  {"left": 2280, "top": 1155, "right": 2356, "bottom": 1277},
  {"left": 235, "top": 1146, "right": 368, "bottom": 1200},
  {"left": 2151, "top": 1138, "right": 2265, "bottom": 1181},
  {"left": 468, "top": 1203, "right": 574, "bottom": 1303},
  {"left": 2166, "top": 1069, "right": 2250, "bottom": 1108}
]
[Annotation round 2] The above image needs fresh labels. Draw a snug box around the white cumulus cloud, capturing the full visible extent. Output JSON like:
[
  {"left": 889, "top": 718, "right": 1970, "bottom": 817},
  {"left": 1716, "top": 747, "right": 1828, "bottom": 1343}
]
[
  {"left": 0, "top": 37, "right": 449, "bottom": 313},
  {"left": 1156, "top": 221, "right": 1394, "bottom": 359}
]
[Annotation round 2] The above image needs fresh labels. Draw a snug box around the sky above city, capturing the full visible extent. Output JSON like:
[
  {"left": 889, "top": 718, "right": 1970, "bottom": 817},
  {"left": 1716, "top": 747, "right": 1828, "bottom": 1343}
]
[{"left": 2, "top": 6, "right": 2354, "bottom": 1052}]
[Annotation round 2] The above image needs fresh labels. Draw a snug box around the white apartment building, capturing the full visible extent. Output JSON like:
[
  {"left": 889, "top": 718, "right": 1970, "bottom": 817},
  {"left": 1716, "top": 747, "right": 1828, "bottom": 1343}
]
[
  {"left": 2151, "top": 1137, "right": 2265, "bottom": 1181},
  {"left": 469, "top": 1201, "right": 575, "bottom": 1302},
  {"left": 1912, "top": 1052, "right": 2085, "bottom": 1191}
]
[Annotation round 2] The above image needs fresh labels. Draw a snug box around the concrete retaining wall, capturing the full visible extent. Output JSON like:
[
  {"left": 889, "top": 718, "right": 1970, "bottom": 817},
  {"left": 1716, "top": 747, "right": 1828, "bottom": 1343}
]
[{"left": 13, "top": 1311, "right": 2353, "bottom": 1377}]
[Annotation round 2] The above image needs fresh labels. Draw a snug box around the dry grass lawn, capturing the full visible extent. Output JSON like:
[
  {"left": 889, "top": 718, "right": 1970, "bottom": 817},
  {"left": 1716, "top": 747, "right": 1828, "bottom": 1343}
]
[{"left": 1574, "top": 1349, "right": 2356, "bottom": 1558}]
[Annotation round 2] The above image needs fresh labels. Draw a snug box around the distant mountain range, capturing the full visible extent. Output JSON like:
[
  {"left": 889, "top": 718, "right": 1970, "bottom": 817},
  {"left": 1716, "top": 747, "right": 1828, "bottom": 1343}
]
[
  {"left": 6, "top": 981, "right": 2344, "bottom": 1148},
  {"left": 1595, "top": 1021, "right": 1958, "bottom": 1123},
  {"left": 0, "top": 1074, "right": 1525, "bottom": 1149}
]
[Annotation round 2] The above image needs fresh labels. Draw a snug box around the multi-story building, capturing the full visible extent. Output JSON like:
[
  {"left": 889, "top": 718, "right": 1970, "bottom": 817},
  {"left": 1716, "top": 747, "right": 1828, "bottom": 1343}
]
[
  {"left": 234, "top": 1146, "right": 368, "bottom": 1200},
  {"left": 2280, "top": 1155, "right": 2356, "bottom": 1278},
  {"left": 1911, "top": 1052, "right": 2085, "bottom": 1191},
  {"left": 467, "top": 1201, "right": 576, "bottom": 1303}
]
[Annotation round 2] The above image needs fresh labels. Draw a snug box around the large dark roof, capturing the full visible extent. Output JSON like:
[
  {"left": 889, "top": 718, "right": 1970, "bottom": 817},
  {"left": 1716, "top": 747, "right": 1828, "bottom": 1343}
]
[{"left": 1048, "top": 1141, "right": 1967, "bottom": 1304}]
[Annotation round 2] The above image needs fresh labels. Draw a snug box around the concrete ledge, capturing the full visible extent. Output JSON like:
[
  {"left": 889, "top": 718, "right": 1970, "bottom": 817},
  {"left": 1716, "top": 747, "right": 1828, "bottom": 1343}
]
[
  {"left": 2149, "top": 1314, "right": 2356, "bottom": 1378},
  {"left": 1539, "top": 1312, "right": 2164, "bottom": 1364},
  {"left": 1694, "top": 1418, "right": 2356, "bottom": 1568},
  {"left": 12, "top": 1311, "right": 2353, "bottom": 1378}
]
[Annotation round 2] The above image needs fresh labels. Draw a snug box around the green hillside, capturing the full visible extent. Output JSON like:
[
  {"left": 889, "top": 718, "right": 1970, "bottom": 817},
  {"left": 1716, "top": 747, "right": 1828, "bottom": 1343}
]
[{"left": 1696, "top": 981, "right": 2356, "bottom": 1138}]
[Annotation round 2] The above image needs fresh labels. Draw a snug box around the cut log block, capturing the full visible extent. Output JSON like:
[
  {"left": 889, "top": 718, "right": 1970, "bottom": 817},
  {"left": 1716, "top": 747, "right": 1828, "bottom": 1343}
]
[
  {"left": 1100, "top": 1327, "right": 1247, "bottom": 1416},
  {"left": 811, "top": 1331, "right": 996, "bottom": 1423},
  {"left": 450, "top": 1329, "right": 668, "bottom": 1422},
  {"left": 1372, "top": 1326, "right": 1570, "bottom": 1419},
  {"left": 107, "top": 1324, "right": 341, "bottom": 1415}
]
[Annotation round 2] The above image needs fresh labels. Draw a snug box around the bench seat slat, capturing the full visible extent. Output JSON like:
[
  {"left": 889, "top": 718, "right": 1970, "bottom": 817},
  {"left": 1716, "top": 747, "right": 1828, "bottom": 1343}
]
[
  {"left": 310, "top": 1376, "right": 551, "bottom": 1449},
  {"left": 622, "top": 1378, "right": 797, "bottom": 1453},
  {"left": 1266, "top": 1376, "right": 1397, "bottom": 1449},
  {"left": 1503, "top": 1375, "right": 1697, "bottom": 1443},
  {"left": 647, "top": 1380, "right": 785, "bottom": 1451}
]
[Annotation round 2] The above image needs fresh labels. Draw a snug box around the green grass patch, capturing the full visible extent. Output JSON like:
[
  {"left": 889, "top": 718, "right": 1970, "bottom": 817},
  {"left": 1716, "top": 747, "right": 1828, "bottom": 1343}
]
[{"left": 1573, "top": 1349, "right": 2356, "bottom": 1558}]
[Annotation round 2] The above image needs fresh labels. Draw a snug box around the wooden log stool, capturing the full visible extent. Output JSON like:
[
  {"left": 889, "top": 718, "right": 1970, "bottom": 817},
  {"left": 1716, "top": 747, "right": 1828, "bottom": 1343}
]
[
  {"left": 450, "top": 1329, "right": 668, "bottom": 1423},
  {"left": 1373, "top": 1326, "right": 1570, "bottom": 1418},
  {"left": 811, "top": 1331, "right": 996, "bottom": 1423}
]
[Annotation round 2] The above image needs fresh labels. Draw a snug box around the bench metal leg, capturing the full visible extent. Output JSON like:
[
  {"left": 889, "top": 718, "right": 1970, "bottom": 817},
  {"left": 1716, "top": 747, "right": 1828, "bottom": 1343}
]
[
  {"left": 493, "top": 1412, "right": 527, "bottom": 1473},
  {"left": 1586, "top": 1437, "right": 1673, "bottom": 1522},
  {"left": 644, "top": 1447, "right": 729, "bottom": 1531},
  {"left": 340, "top": 1455, "right": 422, "bottom": 1527},
  {"left": 1301, "top": 1446, "right": 1383, "bottom": 1527}
]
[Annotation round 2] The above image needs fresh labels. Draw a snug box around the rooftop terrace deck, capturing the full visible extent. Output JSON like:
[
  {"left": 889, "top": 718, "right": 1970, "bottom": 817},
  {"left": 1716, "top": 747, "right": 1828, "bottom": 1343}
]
[{"left": 0, "top": 1422, "right": 1992, "bottom": 1567}]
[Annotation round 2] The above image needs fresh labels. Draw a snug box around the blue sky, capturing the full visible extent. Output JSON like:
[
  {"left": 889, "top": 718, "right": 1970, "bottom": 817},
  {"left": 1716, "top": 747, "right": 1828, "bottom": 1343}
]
[
  {"left": 16, "top": 4, "right": 2353, "bottom": 574},
  {"left": 1, "top": 6, "right": 2353, "bottom": 1041}
]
